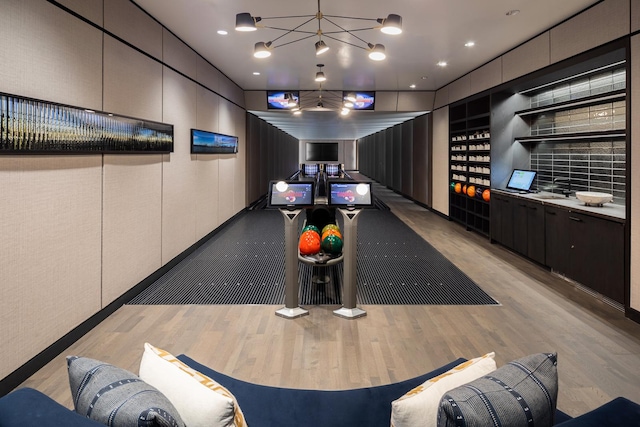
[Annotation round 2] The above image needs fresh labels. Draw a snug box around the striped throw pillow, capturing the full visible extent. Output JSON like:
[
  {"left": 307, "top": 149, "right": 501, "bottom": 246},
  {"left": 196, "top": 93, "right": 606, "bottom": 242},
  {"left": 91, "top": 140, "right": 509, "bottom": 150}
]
[
  {"left": 139, "top": 343, "right": 246, "bottom": 427},
  {"left": 438, "top": 353, "right": 558, "bottom": 427},
  {"left": 67, "top": 356, "right": 185, "bottom": 427}
]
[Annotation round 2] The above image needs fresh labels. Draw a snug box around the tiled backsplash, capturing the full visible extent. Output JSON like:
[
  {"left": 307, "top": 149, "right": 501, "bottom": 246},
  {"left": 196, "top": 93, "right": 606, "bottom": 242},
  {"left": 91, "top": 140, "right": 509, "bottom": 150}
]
[
  {"left": 530, "top": 140, "right": 625, "bottom": 205},
  {"left": 529, "top": 101, "right": 625, "bottom": 136}
]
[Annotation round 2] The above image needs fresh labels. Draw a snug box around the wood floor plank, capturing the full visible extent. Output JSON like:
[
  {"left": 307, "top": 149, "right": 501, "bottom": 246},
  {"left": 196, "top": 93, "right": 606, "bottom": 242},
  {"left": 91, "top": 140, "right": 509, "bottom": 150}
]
[{"left": 16, "top": 181, "right": 640, "bottom": 418}]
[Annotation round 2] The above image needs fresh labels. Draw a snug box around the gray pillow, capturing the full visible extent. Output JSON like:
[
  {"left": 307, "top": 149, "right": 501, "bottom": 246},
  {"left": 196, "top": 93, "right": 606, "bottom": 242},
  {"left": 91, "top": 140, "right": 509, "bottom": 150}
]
[
  {"left": 438, "top": 353, "right": 558, "bottom": 427},
  {"left": 67, "top": 356, "right": 186, "bottom": 427}
]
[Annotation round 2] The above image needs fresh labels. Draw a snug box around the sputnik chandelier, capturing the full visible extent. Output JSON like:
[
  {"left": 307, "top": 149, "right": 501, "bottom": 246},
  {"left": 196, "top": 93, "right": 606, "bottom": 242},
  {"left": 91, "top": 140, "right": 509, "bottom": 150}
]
[{"left": 235, "top": 0, "right": 402, "bottom": 61}]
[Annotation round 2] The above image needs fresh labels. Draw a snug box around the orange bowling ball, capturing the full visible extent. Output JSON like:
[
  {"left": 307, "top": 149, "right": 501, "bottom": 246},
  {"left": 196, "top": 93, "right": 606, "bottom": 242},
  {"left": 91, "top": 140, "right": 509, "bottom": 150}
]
[
  {"left": 322, "top": 229, "right": 343, "bottom": 241},
  {"left": 482, "top": 189, "right": 491, "bottom": 202},
  {"left": 467, "top": 185, "right": 476, "bottom": 198},
  {"left": 462, "top": 185, "right": 467, "bottom": 195},
  {"left": 454, "top": 183, "right": 462, "bottom": 193},
  {"left": 299, "top": 230, "right": 321, "bottom": 255}
]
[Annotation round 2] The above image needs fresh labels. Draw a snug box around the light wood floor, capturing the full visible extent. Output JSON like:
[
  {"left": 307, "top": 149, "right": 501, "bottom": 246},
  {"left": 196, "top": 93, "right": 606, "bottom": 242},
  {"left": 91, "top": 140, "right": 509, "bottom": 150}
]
[{"left": 19, "top": 183, "right": 640, "bottom": 417}]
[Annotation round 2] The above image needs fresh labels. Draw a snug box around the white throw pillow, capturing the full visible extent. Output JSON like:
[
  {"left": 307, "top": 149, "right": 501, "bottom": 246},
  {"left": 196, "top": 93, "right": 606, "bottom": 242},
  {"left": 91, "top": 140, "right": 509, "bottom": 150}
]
[
  {"left": 139, "top": 343, "right": 246, "bottom": 427},
  {"left": 390, "top": 352, "right": 496, "bottom": 427}
]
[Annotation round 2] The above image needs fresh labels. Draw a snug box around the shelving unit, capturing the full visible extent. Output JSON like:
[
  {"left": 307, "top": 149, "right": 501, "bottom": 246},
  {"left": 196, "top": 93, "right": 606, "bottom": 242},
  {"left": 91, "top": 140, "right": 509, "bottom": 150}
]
[{"left": 449, "top": 94, "right": 491, "bottom": 237}]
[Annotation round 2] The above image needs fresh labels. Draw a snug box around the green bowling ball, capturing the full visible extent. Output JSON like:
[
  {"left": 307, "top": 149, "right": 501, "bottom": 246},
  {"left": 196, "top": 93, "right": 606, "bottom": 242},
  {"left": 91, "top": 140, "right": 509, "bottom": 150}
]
[
  {"left": 321, "top": 223, "right": 340, "bottom": 235},
  {"left": 321, "top": 234, "right": 343, "bottom": 255},
  {"left": 302, "top": 224, "right": 321, "bottom": 237}
]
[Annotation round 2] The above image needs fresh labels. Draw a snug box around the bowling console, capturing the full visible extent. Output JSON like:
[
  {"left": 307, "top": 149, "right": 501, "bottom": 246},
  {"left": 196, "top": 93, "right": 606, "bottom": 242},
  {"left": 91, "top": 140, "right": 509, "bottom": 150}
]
[{"left": 268, "top": 179, "right": 373, "bottom": 319}]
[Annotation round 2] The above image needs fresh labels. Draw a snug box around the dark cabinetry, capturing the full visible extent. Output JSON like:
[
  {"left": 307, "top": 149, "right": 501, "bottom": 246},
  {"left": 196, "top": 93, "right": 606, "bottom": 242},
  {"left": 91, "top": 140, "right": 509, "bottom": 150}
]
[{"left": 493, "top": 193, "right": 624, "bottom": 304}]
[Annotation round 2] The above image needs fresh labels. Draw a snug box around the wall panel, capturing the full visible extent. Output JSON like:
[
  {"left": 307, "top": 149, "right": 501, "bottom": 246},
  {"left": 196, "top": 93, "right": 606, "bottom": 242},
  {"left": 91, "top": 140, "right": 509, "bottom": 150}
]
[
  {"left": 218, "top": 157, "right": 236, "bottom": 223},
  {"left": 375, "top": 92, "right": 398, "bottom": 111},
  {"left": 432, "top": 107, "right": 449, "bottom": 215},
  {"left": 550, "top": 0, "right": 630, "bottom": 64},
  {"left": 55, "top": 0, "right": 103, "bottom": 26},
  {"left": 0, "top": 156, "right": 102, "bottom": 380},
  {"left": 448, "top": 75, "right": 471, "bottom": 104},
  {"left": 397, "top": 92, "right": 435, "bottom": 112},
  {"left": 163, "top": 29, "right": 197, "bottom": 80},
  {"left": 161, "top": 67, "right": 198, "bottom": 264},
  {"left": 412, "top": 114, "right": 429, "bottom": 205},
  {"left": 104, "top": 0, "right": 162, "bottom": 61},
  {"left": 103, "top": 35, "right": 163, "bottom": 121},
  {"left": 101, "top": 155, "right": 163, "bottom": 305},
  {"left": 196, "top": 87, "right": 220, "bottom": 132},
  {"left": 502, "top": 33, "right": 550, "bottom": 84},
  {"left": 195, "top": 156, "right": 220, "bottom": 241},
  {"left": 401, "top": 121, "right": 413, "bottom": 197},
  {"left": 196, "top": 57, "right": 221, "bottom": 94},
  {"left": 0, "top": 0, "right": 102, "bottom": 110},
  {"left": 233, "top": 104, "right": 247, "bottom": 213},
  {"left": 469, "top": 58, "right": 502, "bottom": 95},
  {"left": 633, "top": 0, "right": 640, "bottom": 32},
  {"left": 434, "top": 86, "right": 450, "bottom": 110}
]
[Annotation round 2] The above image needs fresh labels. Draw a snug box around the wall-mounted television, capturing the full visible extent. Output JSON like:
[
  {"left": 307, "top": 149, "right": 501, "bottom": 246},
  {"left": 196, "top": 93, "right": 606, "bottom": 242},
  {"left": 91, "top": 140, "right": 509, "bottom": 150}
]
[
  {"left": 328, "top": 181, "right": 373, "bottom": 208},
  {"left": 191, "top": 129, "right": 238, "bottom": 154},
  {"left": 343, "top": 91, "right": 375, "bottom": 110},
  {"left": 306, "top": 142, "right": 339, "bottom": 162},
  {"left": 267, "top": 91, "right": 300, "bottom": 109},
  {"left": 268, "top": 181, "right": 315, "bottom": 208}
]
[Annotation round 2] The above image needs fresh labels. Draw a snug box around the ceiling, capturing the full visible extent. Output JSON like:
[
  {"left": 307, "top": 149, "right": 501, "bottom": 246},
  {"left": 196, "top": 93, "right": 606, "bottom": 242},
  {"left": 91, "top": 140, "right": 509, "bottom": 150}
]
[{"left": 134, "top": 0, "right": 600, "bottom": 140}]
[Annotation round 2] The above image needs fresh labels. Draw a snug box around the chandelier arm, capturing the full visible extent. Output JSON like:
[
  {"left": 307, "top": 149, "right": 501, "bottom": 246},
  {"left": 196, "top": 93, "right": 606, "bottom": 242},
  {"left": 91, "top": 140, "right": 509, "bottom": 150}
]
[
  {"left": 259, "top": 15, "right": 316, "bottom": 20},
  {"left": 321, "top": 34, "right": 367, "bottom": 50},
  {"left": 322, "top": 27, "right": 377, "bottom": 34},
  {"left": 321, "top": 15, "right": 379, "bottom": 22},
  {"left": 322, "top": 17, "right": 370, "bottom": 46},
  {"left": 262, "top": 26, "right": 317, "bottom": 35},
  {"left": 273, "top": 34, "right": 318, "bottom": 49},
  {"left": 267, "top": 16, "right": 317, "bottom": 43}
]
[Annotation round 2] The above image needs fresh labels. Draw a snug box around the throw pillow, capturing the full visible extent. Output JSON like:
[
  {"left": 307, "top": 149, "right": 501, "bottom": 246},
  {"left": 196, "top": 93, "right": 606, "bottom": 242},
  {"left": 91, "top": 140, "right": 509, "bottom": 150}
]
[
  {"left": 391, "top": 352, "right": 497, "bottom": 427},
  {"left": 438, "top": 352, "right": 558, "bottom": 427},
  {"left": 66, "top": 355, "right": 185, "bottom": 427},
  {"left": 138, "top": 343, "right": 246, "bottom": 427}
]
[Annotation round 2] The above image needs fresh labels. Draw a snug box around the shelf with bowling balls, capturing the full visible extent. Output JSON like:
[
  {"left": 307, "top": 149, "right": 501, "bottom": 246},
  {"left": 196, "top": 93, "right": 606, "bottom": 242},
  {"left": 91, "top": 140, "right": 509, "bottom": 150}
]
[
  {"left": 298, "top": 222, "right": 344, "bottom": 266},
  {"left": 450, "top": 181, "right": 490, "bottom": 202}
]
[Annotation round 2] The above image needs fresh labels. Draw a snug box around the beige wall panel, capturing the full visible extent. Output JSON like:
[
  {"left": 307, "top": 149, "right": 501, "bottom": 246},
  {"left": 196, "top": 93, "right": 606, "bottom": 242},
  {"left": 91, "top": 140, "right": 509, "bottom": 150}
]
[
  {"left": 196, "top": 87, "right": 220, "bottom": 132},
  {"left": 219, "top": 76, "right": 243, "bottom": 107},
  {"left": 431, "top": 107, "right": 450, "bottom": 216},
  {"left": 0, "top": 0, "right": 102, "bottom": 109},
  {"left": 633, "top": 0, "right": 640, "bottom": 32},
  {"left": 55, "top": 0, "right": 103, "bottom": 26},
  {"left": 232, "top": 105, "right": 247, "bottom": 212},
  {"left": 218, "top": 156, "right": 236, "bottom": 223},
  {"left": 469, "top": 58, "right": 502, "bottom": 95},
  {"left": 630, "top": 35, "right": 640, "bottom": 311},
  {"left": 0, "top": 155, "right": 102, "bottom": 379},
  {"left": 502, "top": 33, "right": 550, "bottom": 84},
  {"left": 161, "top": 67, "right": 199, "bottom": 264},
  {"left": 375, "top": 92, "right": 399, "bottom": 111},
  {"left": 218, "top": 99, "right": 235, "bottom": 136},
  {"left": 397, "top": 92, "right": 435, "bottom": 111},
  {"left": 434, "top": 86, "right": 450, "bottom": 110},
  {"left": 102, "top": 155, "right": 163, "bottom": 305},
  {"left": 244, "top": 91, "right": 267, "bottom": 111},
  {"left": 104, "top": 0, "right": 162, "bottom": 61},
  {"left": 195, "top": 157, "right": 220, "bottom": 241},
  {"left": 448, "top": 75, "right": 471, "bottom": 104},
  {"left": 103, "top": 36, "right": 163, "bottom": 121},
  {"left": 196, "top": 57, "right": 221, "bottom": 93},
  {"left": 550, "top": 0, "right": 630, "bottom": 64},
  {"left": 163, "top": 29, "right": 197, "bottom": 80}
]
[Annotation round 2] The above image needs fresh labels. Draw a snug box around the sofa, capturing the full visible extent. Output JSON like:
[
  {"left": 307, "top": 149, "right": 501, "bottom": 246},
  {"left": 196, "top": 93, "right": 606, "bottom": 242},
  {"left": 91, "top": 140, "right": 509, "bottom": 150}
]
[{"left": 0, "top": 354, "right": 638, "bottom": 427}]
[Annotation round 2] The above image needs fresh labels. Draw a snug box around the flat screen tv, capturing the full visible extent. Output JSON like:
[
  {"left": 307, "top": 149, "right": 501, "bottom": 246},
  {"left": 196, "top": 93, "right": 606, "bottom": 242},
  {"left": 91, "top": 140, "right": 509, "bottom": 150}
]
[
  {"left": 191, "top": 129, "right": 238, "bottom": 154},
  {"left": 343, "top": 91, "right": 375, "bottom": 110},
  {"left": 306, "top": 142, "right": 338, "bottom": 161},
  {"left": 328, "top": 182, "right": 373, "bottom": 208},
  {"left": 268, "top": 181, "right": 315, "bottom": 208},
  {"left": 506, "top": 169, "right": 537, "bottom": 192},
  {"left": 267, "top": 91, "right": 300, "bottom": 109}
]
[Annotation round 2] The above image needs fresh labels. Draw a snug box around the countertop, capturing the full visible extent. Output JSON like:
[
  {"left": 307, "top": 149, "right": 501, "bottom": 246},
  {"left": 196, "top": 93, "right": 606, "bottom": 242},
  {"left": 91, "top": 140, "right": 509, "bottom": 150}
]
[{"left": 492, "top": 190, "right": 626, "bottom": 222}]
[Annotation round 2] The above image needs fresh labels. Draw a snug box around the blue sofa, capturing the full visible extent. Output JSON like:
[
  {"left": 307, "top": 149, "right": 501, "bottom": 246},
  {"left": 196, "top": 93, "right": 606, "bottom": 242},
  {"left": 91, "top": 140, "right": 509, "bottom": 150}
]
[{"left": 0, "top": 355, "right": 638, "bottom": 427}]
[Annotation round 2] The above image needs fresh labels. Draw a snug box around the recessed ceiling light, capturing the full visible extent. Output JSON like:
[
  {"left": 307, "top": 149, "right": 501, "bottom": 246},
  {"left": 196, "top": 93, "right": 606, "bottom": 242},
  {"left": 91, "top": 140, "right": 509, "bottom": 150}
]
[
  {"left": 217, "top": 30, "right": 228, "bottom": 35},
  {"left": 409, "top": 84, "right": 416, "bottom": 89},
  {"left": 465, "top": 41, "right": 475, "bottom": 47},
  {"left": 437, "top": 61, "right": 447, "bottom": 67},
  {"left": 252, "top": 72, "right": 260, "bottom": 75},
  {"left": 506, "top": 9, "right": 520, "bottom": 16},
  {"left": 421, "top": 76, "right": 428, "bottom": 80}
]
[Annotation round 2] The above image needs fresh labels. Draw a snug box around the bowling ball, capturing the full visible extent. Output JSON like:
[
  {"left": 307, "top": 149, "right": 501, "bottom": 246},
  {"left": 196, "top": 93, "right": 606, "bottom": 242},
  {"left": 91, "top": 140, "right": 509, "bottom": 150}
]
[
  {"left": 450, "top": 182, "right": 456, "bottom": 191},
  {"left": 462, "top": 185, "right": 468, "bottom": 195},
  {"left": 454, "top": 183, "right": 462, "bottom": 193},
  {"left": 475, "top": 187, "right": 484, "bottom": 199},
  {"left": 302, "top": 224, "right": 321, "bottom": 237},
  {"left": 299, "top": 230, "right": 321, "bottom": 255},
  {"left": 482, "top": 189, "right": 491, "bottom": 202},
  {"left": 322, "top": 229, "right": 342, "bottom": 241},
  {"left": 467, "top": 185, "right": 476, "bottom": 198},
  {"left": 322, "top": 223, "right": 340, "bottom": 235},
  {"left": 321, "top": 234, "right": 343, "bottom": 255}
]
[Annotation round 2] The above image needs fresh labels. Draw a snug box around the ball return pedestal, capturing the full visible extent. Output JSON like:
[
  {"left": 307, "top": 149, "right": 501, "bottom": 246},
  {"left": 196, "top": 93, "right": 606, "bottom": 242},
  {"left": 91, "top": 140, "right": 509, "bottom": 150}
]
[
  {"left": 333, "top": 207, "right": 366, "bottom": 319},
  {"left": 275, "top": 208, "right": 309, "bottom": 319}
]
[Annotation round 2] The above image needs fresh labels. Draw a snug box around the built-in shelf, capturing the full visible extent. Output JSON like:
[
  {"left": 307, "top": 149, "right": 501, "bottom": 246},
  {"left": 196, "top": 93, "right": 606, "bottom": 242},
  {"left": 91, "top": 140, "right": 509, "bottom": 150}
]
[
  {"left": 514, "top": 89, "right": 626, "bottom": 117},
  {"left": 515, "top": 130, "right": 626, "bottom": 143}
]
